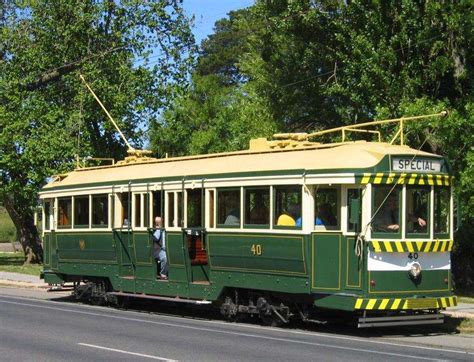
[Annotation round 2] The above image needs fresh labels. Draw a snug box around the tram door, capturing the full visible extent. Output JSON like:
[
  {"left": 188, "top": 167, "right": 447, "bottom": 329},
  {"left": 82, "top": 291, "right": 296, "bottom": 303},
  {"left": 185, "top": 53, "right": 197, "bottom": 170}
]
[
  {"left": 183, "top": 189, "right": 210, "bottom": 284},
  {"left": 114, "top": 192, "right": 134, "bottom": 279}
]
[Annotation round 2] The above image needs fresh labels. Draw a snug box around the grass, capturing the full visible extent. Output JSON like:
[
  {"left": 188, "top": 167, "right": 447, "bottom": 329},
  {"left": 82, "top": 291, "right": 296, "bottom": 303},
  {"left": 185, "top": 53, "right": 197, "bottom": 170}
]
[
  {"left": 0, "top": 207, "right": 16, "bottom": 243},
  {"left": 0, "top": 252, "right": 42, "bottom": 276}
]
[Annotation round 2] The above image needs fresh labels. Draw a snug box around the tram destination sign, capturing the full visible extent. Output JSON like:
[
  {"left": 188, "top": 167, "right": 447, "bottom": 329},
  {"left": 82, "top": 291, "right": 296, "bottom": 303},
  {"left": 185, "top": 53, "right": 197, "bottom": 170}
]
[{"left": 392, "top": 157, "right": 442, "bottom": 173}]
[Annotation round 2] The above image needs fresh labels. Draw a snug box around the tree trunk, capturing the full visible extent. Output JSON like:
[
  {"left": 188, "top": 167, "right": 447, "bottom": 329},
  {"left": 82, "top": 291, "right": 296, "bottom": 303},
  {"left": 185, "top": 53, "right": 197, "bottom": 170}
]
[{"left": 3, "top": 194, "right": 43, "bottom": 265}]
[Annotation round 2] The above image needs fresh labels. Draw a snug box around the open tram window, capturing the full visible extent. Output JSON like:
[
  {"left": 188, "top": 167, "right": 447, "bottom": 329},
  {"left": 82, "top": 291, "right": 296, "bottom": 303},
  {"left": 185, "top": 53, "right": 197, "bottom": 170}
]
[
  {"left": 58, "top": 197, "right": 72, "bottom": 228},
  {"left": 134, "top": 194, "right": 142, "bottom": 228},
  {"left": 373, "top": 186, "right": 401, "bottom": 234},
  {"left": 208, "top": 190, "right": 215, "bottom": 228},
  {"left": 152, "top": 191, "right": 164, "bottom": 227},
  {"left": 314, "top": 188, "right": 339, "bottom": 229},
  {"left": 177, "top": 192, "right": 183, "bottom": 227},
  {"left": 244, "top": 187, "right": 270, "bottom": 227},
  {"left": 274, "top": 186, "right": 302, "bottom": 228},
  {"left": 347, "top": 188, "right": 362, "bottom": 232},
  {"left": 92, "top": 194, "right": 108, "bottom": 227},
  {"left": 43, "top": 200, "right": 51, "bottom": 231},
  {"left": 121, "top": 192, "right": 131, "bottom": 227},
  {"left": 74, "top": 196, "right": 89, "bottom": 228},
  {"left": 187, "top": 189, "right": 202, "bottom": 228},
  {"left": 406, "top": 186, "right": 429, "bottom": 235},
  {"left": 217, "top": 189, "right": 241, "bottom": 227},
  {"left": 434, "top": 187, "right": 449, "bottom": 235},
  {"left": 167, "top": 192, "right": 175, "bottom": 228}
]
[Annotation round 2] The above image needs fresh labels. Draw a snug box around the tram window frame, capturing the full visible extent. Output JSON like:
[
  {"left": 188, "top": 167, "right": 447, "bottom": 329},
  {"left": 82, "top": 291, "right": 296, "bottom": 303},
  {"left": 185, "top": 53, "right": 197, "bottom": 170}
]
[
  {"left": 372, "top": 185, "right": 402, "bottom": 238},
  {"left": 273, "top": 185, "right": 302, "bottom": 230},
  {"left": 166, "top": 191, "right": 175, "bottom": 228},
  {"left": 133, "top": 193, "right": 143, "bottom": 228},
  {"left": 434, "top": 187, "right": 450, "bottom": 237},
  {"left": 244, "top": 187, "right": 270, "bottom": 228},
  {"left": 207, "top": 189, "right": 215, "bottom": 229},
  {"left": 217, "top": 188, "right": 241, "bottom": 228},
  {"left": 91, "top": 194, "right": 109, "bottom": 228},
  {"left": 74, "top": 195, "right": 90, "bottom": 228},
  {"left": 405, "top": 186, "right": 430, "bottom": 238},
  {"left": 57, "top": 197, "right": 72, "bottom": 229},
  {"left": 314, "top": 187, "right": 340, "bottom": 231}
]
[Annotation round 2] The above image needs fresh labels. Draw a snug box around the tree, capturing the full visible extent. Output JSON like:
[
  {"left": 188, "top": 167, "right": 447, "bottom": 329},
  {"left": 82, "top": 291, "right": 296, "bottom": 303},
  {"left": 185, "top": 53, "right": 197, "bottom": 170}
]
[{"left": 0, "top": 0, "right": 195, "bottom": 263}]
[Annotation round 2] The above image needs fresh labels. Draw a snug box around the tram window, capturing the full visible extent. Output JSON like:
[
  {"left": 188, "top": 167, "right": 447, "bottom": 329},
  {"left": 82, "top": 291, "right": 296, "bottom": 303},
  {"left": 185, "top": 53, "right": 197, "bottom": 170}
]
[
  {"left": 314, "top": 188, "right": 339, "bottom": 229},
  {"left": 74, "top": 196, "right": 89, "bottom": 227},
  {"left": 152, "top": 191, "right": 164, "bottom": 226},
  {"left": 58, "top": 197, "right": 72, "bottom": 228},
  {"left": 217, "top": 189, "right": 240, "bottom": 227},
  {"left": 208, "top": 190, "right": 215, "bottom": 228},
  {"left": 373, "top": 186, "right": 400, "bottom": 233},
  {"left": 177, "top": 192, "right": 183, "bottom": 227},
  {"left": 167, "top": 192, "right": 175, "bottom": 227},
  {"left": 245, "top": 187, "right": 270, "bottom": 226},
  {"left": 92, "top": 194, "right": 108, "bottom": 227},
  {"left": 406, "top": 187, "right": 429, "bottom": 235},
  {"left": 134, "top": 194, "right": 142, "bottom": 228},
  {"left": 434, "top": 188, "right": 449, "bottom": 234},
  {"left": 274, "top": 186, "right": 301, "bottom": 227},
  {"left": 44, "top": 201, "right": 51, "bottom": 230},
  {"left": 187, "top": 189, "right": 202, "bottom": 227},
  {"left": 347, "top": 189, "right": 361, "bottom": 232},
  {"left": 121, "top": 193, "right": 130, "bottom": 227}
]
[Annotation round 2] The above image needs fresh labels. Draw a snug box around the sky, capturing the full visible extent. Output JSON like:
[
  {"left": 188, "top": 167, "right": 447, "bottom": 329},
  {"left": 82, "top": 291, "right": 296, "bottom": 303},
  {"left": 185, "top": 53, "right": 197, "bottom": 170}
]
[{"left": 183, "top": 0, "right": 254, "bottom": 44}]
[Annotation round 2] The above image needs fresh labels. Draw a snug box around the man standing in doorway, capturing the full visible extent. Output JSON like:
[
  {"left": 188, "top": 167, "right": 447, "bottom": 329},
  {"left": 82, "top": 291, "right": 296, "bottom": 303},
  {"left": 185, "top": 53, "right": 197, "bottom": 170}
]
[{"left": 153, "top": 216, "right": 168, "bottom": 280}]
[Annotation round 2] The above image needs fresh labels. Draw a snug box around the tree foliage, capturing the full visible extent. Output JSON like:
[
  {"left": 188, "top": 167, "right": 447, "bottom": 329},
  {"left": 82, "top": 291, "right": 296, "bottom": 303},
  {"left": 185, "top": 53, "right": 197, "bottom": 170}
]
[{"left": 0, "top": 0, "right": 195, "bottom": 263}]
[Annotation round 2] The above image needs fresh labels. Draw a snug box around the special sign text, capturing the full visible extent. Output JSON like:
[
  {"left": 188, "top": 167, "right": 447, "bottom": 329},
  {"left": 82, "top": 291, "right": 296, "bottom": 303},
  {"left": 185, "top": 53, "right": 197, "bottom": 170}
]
[{"left": 392, "top": 158, "right": 442, "bottom": 173}]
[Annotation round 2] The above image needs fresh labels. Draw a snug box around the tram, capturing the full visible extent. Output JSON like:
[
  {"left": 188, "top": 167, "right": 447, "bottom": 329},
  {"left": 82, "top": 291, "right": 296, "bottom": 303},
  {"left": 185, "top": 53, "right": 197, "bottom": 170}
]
[{"left": 39, "top": 112, "right": 457, "bottom": 327}]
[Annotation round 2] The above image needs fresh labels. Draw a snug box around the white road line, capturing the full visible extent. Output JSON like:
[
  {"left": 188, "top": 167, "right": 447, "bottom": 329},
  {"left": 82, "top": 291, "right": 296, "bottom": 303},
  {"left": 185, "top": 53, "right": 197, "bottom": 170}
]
[
  {"left": 0, "top": 298, "right": 452, "bottom": 360},
  {"left": 78, "top": 343, "right": 177, "bottom": 361}
]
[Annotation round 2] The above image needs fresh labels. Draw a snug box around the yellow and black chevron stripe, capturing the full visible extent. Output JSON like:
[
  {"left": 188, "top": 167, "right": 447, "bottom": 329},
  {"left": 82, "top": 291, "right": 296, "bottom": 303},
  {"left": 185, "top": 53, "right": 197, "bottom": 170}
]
[
  {"left": 359, "top": 172, "right": 451, "bottom": 186},
  {"left": 370, "top": 240, "right": 454, "bottom": 253},
  {"left": 354, "top": 296, "right": 457, "bottom": 310}
]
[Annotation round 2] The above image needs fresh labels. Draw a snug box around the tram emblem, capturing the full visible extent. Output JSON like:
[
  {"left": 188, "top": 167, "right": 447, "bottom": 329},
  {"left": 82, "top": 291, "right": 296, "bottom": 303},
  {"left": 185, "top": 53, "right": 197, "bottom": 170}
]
[{"left": 79, "top": 240, "right": 86, "bottom": 250}]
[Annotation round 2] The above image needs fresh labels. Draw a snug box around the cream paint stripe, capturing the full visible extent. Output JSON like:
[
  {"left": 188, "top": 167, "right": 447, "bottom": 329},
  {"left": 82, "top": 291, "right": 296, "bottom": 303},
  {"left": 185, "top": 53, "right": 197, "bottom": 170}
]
[
  {"left": 433, "top": 240, "right": 440, "bottom": 252},
  {"left": 366, "top": 299, "right": 377, "bottom": 310},
  {"left": 395, "top": 241, "right": 404, "bottom": 253},
  {"left": 372, "top": 241, "right": 381, "bottom": 252},
  {"left": 361, "top": 173, "right": 371, "bottom": 184},
  {"left": 427, "top": 174, "right": 434, "bottom": 186},
  {"left": 406, "top": 242, "right": 414, "bottom": 252},
  {"left": 384, "top": 241, "right": 393, "bottom": 252},
  {"left": 408, "top": 174, "right": 417, "bottom": 185},
  {"left": 374, "top": 173, "right": 383, "bottom": 184},
  {"left": 379, "top": 299, "right": 389, "bottom": 310},
  {"left": 354, "top": 299, "right": 363, "bottom": 309},
  {"left": 390, "top": 299, "right": 401, "bottom": 310}
]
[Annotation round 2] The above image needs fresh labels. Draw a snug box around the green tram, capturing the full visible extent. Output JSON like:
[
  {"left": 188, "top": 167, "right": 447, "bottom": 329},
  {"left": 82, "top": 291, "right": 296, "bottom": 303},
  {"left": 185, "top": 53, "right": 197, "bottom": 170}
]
[{"left": 40, "top": 117, "right": 457, "bottom": 327}]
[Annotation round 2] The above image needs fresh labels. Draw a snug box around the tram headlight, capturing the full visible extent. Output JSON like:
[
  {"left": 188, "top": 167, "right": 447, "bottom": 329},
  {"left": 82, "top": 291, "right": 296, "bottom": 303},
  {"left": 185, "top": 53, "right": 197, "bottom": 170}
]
[{"left": 409, "top": 262, "right": 422, "bottom": 279}]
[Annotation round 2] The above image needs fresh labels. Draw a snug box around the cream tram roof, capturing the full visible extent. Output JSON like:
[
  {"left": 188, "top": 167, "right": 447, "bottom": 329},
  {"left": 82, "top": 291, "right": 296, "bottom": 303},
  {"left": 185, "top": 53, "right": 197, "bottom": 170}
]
[{"left": 42, "top": 140, "right": 439, "bottom": 190}]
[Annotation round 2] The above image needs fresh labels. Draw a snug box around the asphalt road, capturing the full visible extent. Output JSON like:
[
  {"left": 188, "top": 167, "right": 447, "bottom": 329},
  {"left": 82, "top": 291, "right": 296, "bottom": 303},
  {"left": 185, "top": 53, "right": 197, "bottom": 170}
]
[{"left": 0, "top": 292, "right": 473, "bottom": 361}]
